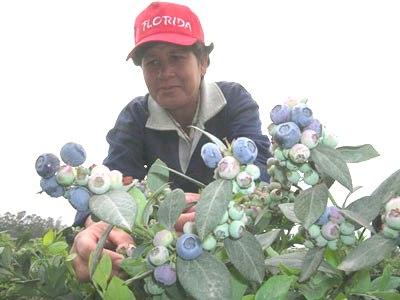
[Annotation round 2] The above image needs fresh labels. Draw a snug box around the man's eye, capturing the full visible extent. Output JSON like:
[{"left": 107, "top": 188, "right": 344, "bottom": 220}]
[{"left": 145, "top": 59, "right": 160, "bottom": 67}]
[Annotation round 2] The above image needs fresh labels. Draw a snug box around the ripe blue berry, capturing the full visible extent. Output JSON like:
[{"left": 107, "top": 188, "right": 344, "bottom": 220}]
[
  {"left": 35, "top": 153, "right": 60, "bottom": 178},
  {"left": 153, "top": 229, "right": 174, "bottom": 247},
  {"left": 40, "top": 176, "right": 65, "bottom": 198},
  {"left": 153, "top": 264, "right": 177, "bottom": 286},
  {"left": 176, "top": 233, "right": 203, "bottom": 260},
  {"left": 316, "top": 207, "right": 330, "bottom": 225},
  {"left": 65, "top": 186, "right": 91, "bottom": 211},
  {"left": 290, "top": 103, "right": 313, "bottom": 128},
  {"left": 304, "top": 119, "right": 322, "bottom": 137},
  {"left": 273, "top": 122, "right": 301, "bottom": 149},
  {"left": 270, "top": 104, "right": 291, "bottom": 125},
  {"left": 60, "top": 142, "right": 86, "bottom": 167},
  {"left": 148, "top": 246, "right": 170, "bottom": 266},
  {"left": 201, "top": 142, "right": 223, "bottom": 168},
  {"left": 232, "top": 137, "right": 258, "bottom": 164}
]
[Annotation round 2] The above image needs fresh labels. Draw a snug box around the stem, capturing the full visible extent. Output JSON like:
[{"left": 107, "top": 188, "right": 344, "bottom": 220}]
[
  {"left": 328, "top": 191, "right": 340, "bottom": 207},
  {"left": 154, "top": 164, "right": 206, "bottom": 188},
  {"left": 124, "top": 270, "right": 153, "bottom": 286},
  {"left": 89, "top": 224, "right": 114, "bottom": 279}
]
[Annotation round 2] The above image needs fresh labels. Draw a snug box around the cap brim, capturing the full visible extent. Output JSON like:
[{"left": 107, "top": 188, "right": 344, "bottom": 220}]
[{"left": 126, "top": 33, "right": 198, "bottom": 62}]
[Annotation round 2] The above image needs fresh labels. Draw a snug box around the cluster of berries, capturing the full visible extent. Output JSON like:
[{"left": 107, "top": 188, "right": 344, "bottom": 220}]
[
  {"left": 267, "top": 99, "right": 338, "bottom": 187},
  {"left": 35, "top": 142, "right": 125, "bottom": 213},
  {"left": 200, "top": 137, "right": 261, "bottom": 195},
  {"left": 183, "top": 200, "right": 248, "bottom": 249},
  {"left": 305, "top": 206, "right": 356, "bottom": 250},
  {"left": 381, "top": 197, "right": 400, "bottom": 240}
]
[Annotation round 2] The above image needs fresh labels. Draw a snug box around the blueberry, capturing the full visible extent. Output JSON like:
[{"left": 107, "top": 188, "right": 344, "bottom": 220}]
[
  {"left": 56, "top": 165, "right": 75, "bottom": 186},
  {"left": 153, "top": 264, "right": 176, "bottom": 286},
  {"left": 201, "top": 234, "right": 217, "bottom": 251},
  {"left": 232, "top": 137, "right": 258, "bottom": 164},
  {"left": 147, "top": 246, "right": 170, "bottom": 266},
  {"left": 213, "top": 223, "right": 229, "bottom": 240},
  {"left": 290, "top": 103, "right": 313, "bottom": 128},
  {"left": 88, "top": 173, "right": 111, "bottom": 195},
  {"left": 60, "top": 142, "right": 86, "bottom": 167},
  {"left": 321, "top": 222, "right": 340, "bottom": 241},
  {"left": 201, "top": 142, "right": 223, "bottom": 168},
  {"left": 235, "top": 171, "right": 253, "bottom": 188},
  {"left": 270, "top": 104, "right": 291, "bottom": 125},
  {"left": 40, "top": 176, "right": 65, "bottom": 198},
  {"left": 301, "top": 129, "right": 319, "bottom": 149},
  {"left": 176, "top": 233, "right": 203, "bottom": 260},
  {"left": 329, "top": 207, "right": 345, "bottom": 224},
  {"left": 228, "top": 205, "right": 245, "bottom": 221},
  {"left": 35, "top": 153, "right": 60, "bottom": 178},
  {"left": 316, "top": 207, "right": 330, "bottom": 225},
  {"left": 303, "top": 119, "right": 322, "bottom": 137},
  {"left": 289, "top": 144, "right": 310, "bottom": 164},
  {"left": 153, "top": 229, "right": 174, "bottom": 247},
  {"left": 217, "top": 156, "right": 240, "bottom": 179},
  {"left": 229, "top": 220, "right": 245, "bottom": 239},
  {"left": 273, "top": 122, "right": 301, "bottom": 149},
  {"left": 65, "top": 186, "right": 91, "bottom": 211}
]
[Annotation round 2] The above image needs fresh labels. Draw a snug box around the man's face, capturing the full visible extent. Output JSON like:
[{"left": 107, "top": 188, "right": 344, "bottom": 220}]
[{"left": 141, "top": 43, "right": 207, "bottom": 112}]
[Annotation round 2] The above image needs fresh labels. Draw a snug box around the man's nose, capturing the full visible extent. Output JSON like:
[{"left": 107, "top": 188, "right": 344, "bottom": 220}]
[{"left": 158, "top": 63, "right": 175, "bottom": 79}]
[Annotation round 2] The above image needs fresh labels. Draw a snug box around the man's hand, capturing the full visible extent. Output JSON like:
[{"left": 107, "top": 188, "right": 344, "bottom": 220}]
[
  {"left": 71, "top": 217, "right": 134, "bottom": 281},
  {"left": 175, "top": 192, "right": 200, "bottom": 232}
]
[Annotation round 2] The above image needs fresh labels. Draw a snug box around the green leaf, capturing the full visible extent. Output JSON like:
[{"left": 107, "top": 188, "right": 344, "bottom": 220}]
[
  {"left": 229, "top": 266, "right": 248, "bottom": 300},
  {"left": 299, "top": 247, "right": 325, "bottom": 282},
  {"left": 370, "top": 168, "right": 400, "bottom": 208},
  {"left": 195, "top": 179, "right": 232, "bottom": 240},
  {"left": 324, "top": 247, "right": 340, "bottom": 268},
  {"left": 120, "top": 258, "right": 147, "bottom": 277},
  {"left": 90, "top": 190, "right": 137, "bottom": 231},
  {"left": 337, "top": 144, "right": 379, "bottom": 163},
  {"left": 242, "top": 296, "right": 255, "bottom": 300},
  {"left": 371, "top": 267, "right": 400, "bottom": 291},
  {"left": 255, "top": 275, "right": 296, "bottom": 300},
  {"left": 368, "top": 291, "right": 400, "bottom": 300},
  {"left": 346, "top": 196, "right": 381, "bottom": 229},
  {"left": 265, "top": 251, "right": 339, "bottom": 276},
  {"left": 340, "top": 209, "right": 375, "bottom": 233},
  {"left": 299, "top": 271, "right": 342, "bottom": 300},
  {"left": 278, "top": 203, "right": 300, "bottom": 223},
  {"left": 104, "top": 276, "right": 136, "bottom": 300},
  {"left": 294, "top": 184, "right": 329, "bottom": 229},
  {"left": 338, "top": 234, "right": 397, "bottom": 272},
  {"left": 348, "top": 269, "right": 371, "bottom": 294},
  {"left": 224, "top": 231, "right": 265, "bottom": 284},
  {"left": 147, "top": 159, "right": 169, "bottom": 193},
  {"left": 92, "top": 253, "right": 112, "bottom": 292},
  {"left": 310, "top": 144, "right": 353, "bottom": 191},
  {"left": 48, "top": 241, "right": 68, "bottom": 255},
  {"left": 255, "top": 229, "right": 281, "bottom": 250},
  {"left": 128, "top": 187, "right": 148, "bottom": 226},
  {"left": 157, "top": 188, "right": 186, "bottom": 230},
  {"left": 188, "top": 125, "right": 227, "bottom": 151},
  {"left": 42, "top": 229, "right": 55, "bottom": 246},
  {"left": 177, "top": 252, "right": 231, "bottom": 300}
]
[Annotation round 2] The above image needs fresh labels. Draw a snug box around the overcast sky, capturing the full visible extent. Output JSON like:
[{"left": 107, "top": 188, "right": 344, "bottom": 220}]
[{"left": 1, "top": 0, "right": 399, "bottom": 225}]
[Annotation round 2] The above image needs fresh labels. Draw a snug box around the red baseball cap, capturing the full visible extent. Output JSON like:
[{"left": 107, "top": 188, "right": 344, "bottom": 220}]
[{"left": 126, "top": 2, "right": 205, "bottom": 63}]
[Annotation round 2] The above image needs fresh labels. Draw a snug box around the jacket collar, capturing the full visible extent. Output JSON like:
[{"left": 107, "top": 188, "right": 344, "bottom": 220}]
[{"left": 145, "top": 81, "right": 227, "bottom": 130}]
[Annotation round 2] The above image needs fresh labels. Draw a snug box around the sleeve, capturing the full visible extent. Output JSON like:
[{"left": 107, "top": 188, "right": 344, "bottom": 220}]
[
  {"left": 102, "top": 99, "right": 148, "bottom": 179},
  {"left": 224, "top": 82, "right": 272, "bottom": 182}
]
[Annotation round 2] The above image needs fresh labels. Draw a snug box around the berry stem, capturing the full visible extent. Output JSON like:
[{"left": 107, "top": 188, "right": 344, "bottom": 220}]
[
  {"left": 89, "top": 224, "right": 114, "bottom": 279},
  {"left": 265, "top": 246, "right": 279, "bottom": 257},
  {"left": 328, "top": 191, "right": 340, "bottom": 208},
  {"left": 124, "top": 270, "right": 153, "bottom": 286}
]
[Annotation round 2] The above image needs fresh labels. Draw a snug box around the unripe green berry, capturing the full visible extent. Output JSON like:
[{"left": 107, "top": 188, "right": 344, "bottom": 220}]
[
  {"left": 245, "top": 164, "right": 261, "bottom": 180},
  {"left": 213, "top": 223, "right": 229, "bottom": 240},
  {"left": 110, "top": 170, "right": 123, "bottom": 190},
  {"left": 147, "top": 246, "right": 169, "bottom": 266},
  {"left": 385, "top": 197, "right": 400, "bottom": 213},
  {"left": 385, "top": 210, "right": 400, "bottom": 230},
  {"left": 285, "top": 160, "right": 299, "bottom": 171},
  {"left": 340, "top": 234, "right": 356, "bottom": 246},
  {"left": 304, "top": 170, "right": 320, "bottom": 186},
  {"left": 236, "top": 171, "right": 253, "bottom": 188},
  {"left": 270, "top": 189, "right": 283, "bottom": 201},
  {"left": 289, "top": 143, "right": 310, "bottom": 164},
  {"left": 153, "top": 229, "right": 174, "bottom": 247},
  {"left": 274, "top": 148, "right": 286, "bottom": 161},
  {"left": 267, "top": 157, "right": 278, "bottom": 168},
  {"left": 340, "top": 222, "right": 355, "bottom": 236},
  {"left": 268, "top": 182, "right": 282, "bottom": 191},
  {"left": 299, "top": 163, "right": 312, "bottom": 173},
  {"left": 321, "top": 222, "right": 340, "bottom": 241},
  {"left": 286, "top": 170, "right": 301, "bottom": 184},
  {"left": 327, "top": 240, "right": 338, "bottom": 251},
  {"left": 144, "top": 277, "right": 164, "bottom": 295},
  {"left": 229, "top": 220, "right": 245, "bottom": 239},
  {"left": 75, "top": 166, "right": 90, "bottom": 186},
  {"left": 88, "top": 173, "right": 111, "bottom": 194},
  {"left": 304, "top": 240, "right": 314, "bottom": 249},
  {"left": 382, "top": 224, "right": 400, "bottom": 239},
  {"left": 56, "top": 165, "right": 76, "bottom": 186},
  {"left": 308, "top": 224, "right": 321, "bottom": 239},
  {"left": 315, "top": 235, "right": 328, "bottom": 247},
  {"left": 301, "top": 129, "right": 319, "bottom": 149},
  {"left": 202, "top": 234, "right": 217, "bottom": 251},
  {"left": 229, "top": 205, "right": 245, "bottom": 220}
]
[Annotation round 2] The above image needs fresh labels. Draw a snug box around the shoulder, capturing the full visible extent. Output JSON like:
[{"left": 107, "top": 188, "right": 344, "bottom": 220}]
[{"left": 215, "top": 81, "right": 252, "bottom": 99}]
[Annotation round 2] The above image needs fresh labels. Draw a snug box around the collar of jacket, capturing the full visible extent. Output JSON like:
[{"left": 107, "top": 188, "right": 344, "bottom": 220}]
[{"left": 145, "top": 81, "right": 227, "bottom": 130}]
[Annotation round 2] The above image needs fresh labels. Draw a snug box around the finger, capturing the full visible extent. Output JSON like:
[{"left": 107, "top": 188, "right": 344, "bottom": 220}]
[
  {"left": 72, "top": 254, "right": 91, "bottom": 282},
  {"left": 185, "top": 192, "right": 200, "bottom": 204},
  {"left": 107, "top": 228, "right": 134, "bottom": 247},
  {"left": 175, "top": 211, "right": 196, "bottom": 232}
]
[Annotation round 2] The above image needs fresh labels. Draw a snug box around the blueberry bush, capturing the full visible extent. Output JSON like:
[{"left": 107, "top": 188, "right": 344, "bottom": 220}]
[{"left": 4, "top": 99, "right": 400, "bottom": 299}]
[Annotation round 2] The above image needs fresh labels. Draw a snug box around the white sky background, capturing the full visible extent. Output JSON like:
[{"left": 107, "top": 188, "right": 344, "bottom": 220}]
[{"left": 0, "top": 0, "right": 399, "bottom": 225}]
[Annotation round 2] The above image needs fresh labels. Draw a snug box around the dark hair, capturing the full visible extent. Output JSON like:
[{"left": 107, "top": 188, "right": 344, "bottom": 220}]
[{"left": 132, "top": 41, "right": 214, "bottom": 66}]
